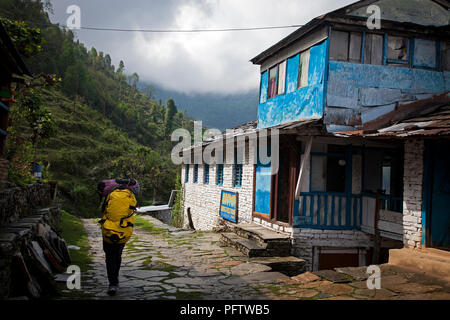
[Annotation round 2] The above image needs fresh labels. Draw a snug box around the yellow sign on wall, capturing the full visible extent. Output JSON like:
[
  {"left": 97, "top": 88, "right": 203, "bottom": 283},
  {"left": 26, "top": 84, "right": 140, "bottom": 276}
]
[{"left": 219, "top": 190, "right": 238, "bottom": 223}]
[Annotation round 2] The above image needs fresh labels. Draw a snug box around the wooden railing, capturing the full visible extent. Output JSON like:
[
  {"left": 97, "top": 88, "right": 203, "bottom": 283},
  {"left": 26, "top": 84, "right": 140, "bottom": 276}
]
[
  {"left": 293, "top": 192, "right": 362, "bottom": 230},
  {"left": 360, "top": 193, "right": 403, "bottom": 236}
]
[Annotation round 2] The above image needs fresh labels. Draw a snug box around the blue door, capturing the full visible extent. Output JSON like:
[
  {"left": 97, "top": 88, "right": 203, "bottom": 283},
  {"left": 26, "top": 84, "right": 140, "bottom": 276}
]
[{"left": 428, "top": 141, "right": 450, "bottom": 250}]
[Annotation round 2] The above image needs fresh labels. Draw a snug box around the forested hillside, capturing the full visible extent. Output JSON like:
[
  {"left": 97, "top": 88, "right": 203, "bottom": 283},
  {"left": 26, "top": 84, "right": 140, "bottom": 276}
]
[
  {"left": 142, "top": 83, "right": 259, "bottom": 131},
  {"left": 1, "top": 0, "right": 193, "bottom": 216}
]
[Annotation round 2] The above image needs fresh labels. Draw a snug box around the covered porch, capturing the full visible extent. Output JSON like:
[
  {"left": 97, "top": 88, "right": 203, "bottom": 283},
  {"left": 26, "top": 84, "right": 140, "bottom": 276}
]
[{"left": 253, "top": 131, "right": 405, "bottom": 241}]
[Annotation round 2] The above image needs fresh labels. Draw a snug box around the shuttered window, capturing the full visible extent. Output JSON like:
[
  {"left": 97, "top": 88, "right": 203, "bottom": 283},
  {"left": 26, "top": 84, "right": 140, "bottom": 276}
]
[
  {"left": 413, "top": 38, "right": 437, "bottom": 69},
  {"left": 330, "top": 30, "right": 362, "bottom": 63},
  {"left": 364, "top": 33, "right": 384, "bottom": 65}
]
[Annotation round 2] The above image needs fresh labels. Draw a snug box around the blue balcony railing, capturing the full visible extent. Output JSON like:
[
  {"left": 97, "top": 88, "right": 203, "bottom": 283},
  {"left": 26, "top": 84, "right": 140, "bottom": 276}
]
[
  {"left": 293, "top": 192, "right": 403, "bottom": 230},
  {"left": 293, "top": 192, "right": 362, "bottom": 230}
]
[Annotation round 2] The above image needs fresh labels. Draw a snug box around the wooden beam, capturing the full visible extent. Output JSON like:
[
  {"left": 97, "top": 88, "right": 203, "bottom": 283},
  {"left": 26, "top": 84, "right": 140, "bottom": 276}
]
[{"left": 295, "top": 136, "right": 313, "bottom": 199}]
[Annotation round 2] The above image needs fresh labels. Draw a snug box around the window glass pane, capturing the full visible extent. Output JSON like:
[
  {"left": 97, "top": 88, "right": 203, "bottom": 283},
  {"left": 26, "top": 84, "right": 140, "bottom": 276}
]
[
  {"left": 204, "top": 164, "right": 209, "bottom": 184},
  {"left": 349, "top": 32, "right": 362, "bottom": 63},
  {"left": 387, "top": 35, "right": 408, "bottom": 61},
  {"left": 364, "top": 33, "right": 383, "bottom": 65},
  {"left": 217, "top": 164, "right": 223, "bottom": 185},
  {"left": 267, "top": 66, "right": 277, "bottom": 99},
  {"left": 330, "top": 30, "right": 349, "bottom": 61},
  {"left": 277, "top": 61, "right": 286, "bottom": 95},
  {"left": 298, "top": 49, "right": 310, "bottom": 88},
  {"left": 413, "top": 38, "right": 436, "bottom": 68},
  {"left": 193, "top": 164, "right": 198, "bottom": 183}
]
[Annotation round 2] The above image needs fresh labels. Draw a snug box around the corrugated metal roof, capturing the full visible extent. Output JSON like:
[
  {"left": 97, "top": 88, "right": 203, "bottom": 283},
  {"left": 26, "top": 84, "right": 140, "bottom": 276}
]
[{"left": 334, "top": 101, "right": 450, "bottom": 138}]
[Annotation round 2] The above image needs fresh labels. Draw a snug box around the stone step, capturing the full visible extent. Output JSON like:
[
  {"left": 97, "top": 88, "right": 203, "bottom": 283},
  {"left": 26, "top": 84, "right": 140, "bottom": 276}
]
[
  {"left": 249, "top": 256, "right": 306, "bottom": 277},
  {"left": 220, "top": 233, "right": 268, "bottom": 257},
  {"left": 233, "top": 223, "right": 291, "bottom": 251},
  {"left": 220, "top": 231, "right": 291, "bottom": 257}
]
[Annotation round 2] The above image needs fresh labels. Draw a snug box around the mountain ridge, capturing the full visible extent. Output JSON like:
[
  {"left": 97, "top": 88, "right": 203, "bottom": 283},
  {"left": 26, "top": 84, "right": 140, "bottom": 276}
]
[{"left": 140, "top": 83, "right": 259, "bottom": 131}]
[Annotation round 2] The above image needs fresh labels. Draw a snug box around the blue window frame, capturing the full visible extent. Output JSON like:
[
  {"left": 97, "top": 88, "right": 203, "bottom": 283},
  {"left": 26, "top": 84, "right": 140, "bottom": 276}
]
[
  {"left": 216, "top": 164, "right": 224, "bottom": 186},
  {"left": 385, "top": 34, "right": 410, "bottom": 66},
  {"left": 234, "top": 164, "right": 243, "bottom": 187},
  {"left": 193, "top": 164, "right": 198, "bottom": 184},
  {"left": 185, "top": 164, "right": 189, "bottom": 183},
  {"left": 234, "top": 151, "right": 243, "bottom": 188},
  {"left": 204, "top": 164, "right": 209, "bottom": 185}
]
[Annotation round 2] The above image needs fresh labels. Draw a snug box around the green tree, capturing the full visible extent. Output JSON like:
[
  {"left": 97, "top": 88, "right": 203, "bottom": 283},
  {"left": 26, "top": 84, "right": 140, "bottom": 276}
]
[{"left": 164, "top": 98, "right": 177, "bottom": 136}]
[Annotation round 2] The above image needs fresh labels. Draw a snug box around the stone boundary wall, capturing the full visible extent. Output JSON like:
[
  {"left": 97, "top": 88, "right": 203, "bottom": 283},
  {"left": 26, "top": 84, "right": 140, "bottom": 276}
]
[
  {"left": 402, "top": 139, "right": 424, "bottom": 248},
  {"left": 182, "top": 148, "right": 255, "bottom": 231},
  {"left": 0, "top": 183, "right": 52, "bottom": 227}
]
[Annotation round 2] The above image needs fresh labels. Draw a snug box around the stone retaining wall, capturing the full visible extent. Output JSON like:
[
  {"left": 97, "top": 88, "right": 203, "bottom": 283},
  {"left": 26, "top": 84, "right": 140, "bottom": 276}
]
[
  {"left": 0, "top": 157, "right": 8, "bottom": 183},
  {"left": 0, "top": 183, "right": 52, "bottom": 227},
  {"left": 0, "top": 182, "right": 59, "bottom": 298}
]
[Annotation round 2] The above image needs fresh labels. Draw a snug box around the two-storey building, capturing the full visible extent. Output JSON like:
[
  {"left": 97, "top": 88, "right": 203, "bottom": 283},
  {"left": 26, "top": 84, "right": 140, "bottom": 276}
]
[{"left": 181, "top": 0, "right": 450, "bottom": 272}]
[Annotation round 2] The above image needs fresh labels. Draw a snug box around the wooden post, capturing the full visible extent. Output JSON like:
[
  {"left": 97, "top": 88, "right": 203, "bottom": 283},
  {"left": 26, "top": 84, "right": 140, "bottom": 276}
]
[
  {"left": 187, "top": 207, "right": 195, "bottom": 230},
  {"left": 295, "top": 136, "right": 313, "bottom": 200},
  {"left": 372, "top": 192, "right": 381, "bottom": 264}
]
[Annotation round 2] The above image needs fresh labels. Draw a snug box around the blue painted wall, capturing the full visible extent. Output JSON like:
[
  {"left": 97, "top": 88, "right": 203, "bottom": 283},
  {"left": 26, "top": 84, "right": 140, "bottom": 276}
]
[
  {"left": 254, "top": 163, "right": 272, "bottom": 215},
  {"left": 257, "top": 40, "right": 328, "bottom": 129},
  {"left": 326, "top": 51, "right": 449, "bottom": 128}
]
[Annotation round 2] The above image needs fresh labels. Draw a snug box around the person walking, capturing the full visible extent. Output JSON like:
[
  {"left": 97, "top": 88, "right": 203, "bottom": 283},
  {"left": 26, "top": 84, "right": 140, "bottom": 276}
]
[{"left": 98, "top": 179, "right": 139, "bottom": 296}]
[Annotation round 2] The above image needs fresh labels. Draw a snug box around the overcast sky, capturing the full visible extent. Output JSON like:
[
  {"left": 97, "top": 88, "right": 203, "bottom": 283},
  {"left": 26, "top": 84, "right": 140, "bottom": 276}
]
[{"left": 47, "top": 0, "right": 356, "bottom": 94}]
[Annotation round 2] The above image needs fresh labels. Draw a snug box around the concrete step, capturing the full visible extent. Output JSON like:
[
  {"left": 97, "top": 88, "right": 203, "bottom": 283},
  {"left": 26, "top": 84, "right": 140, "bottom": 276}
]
[
  {"left": 233, "top": 223, "right": 291, "bottom": 253},
  {"left": 388, "top": 247, "right": 450, "bottom": 282}
]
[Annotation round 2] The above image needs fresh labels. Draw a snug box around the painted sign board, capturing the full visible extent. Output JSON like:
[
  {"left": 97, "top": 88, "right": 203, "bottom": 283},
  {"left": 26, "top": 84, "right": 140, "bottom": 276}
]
[{"left": 219, "top": 190, "right": 238, "bottom": 223}]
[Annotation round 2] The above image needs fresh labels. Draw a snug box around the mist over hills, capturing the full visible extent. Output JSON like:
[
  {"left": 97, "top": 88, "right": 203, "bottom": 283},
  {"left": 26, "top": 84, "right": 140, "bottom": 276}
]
[{"left": 140, "top": 84, "right": 259, "bottom": 131}]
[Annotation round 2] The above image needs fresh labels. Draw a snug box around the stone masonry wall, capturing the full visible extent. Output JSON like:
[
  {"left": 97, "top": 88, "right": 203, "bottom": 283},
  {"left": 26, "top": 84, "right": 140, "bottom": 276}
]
[
  {"left": 0, "top": 183, "right": 52, "bottom": 227},
  {"left": 402, "top": 139, "right": 424, "bottom": 248},
  {"left": 292, "top": 228, "right": 373, "bottom": 271},
  {"left": 0, "top": 157, "right": 8, "bottom": 183},
  {"left": 182, "top": 147, "right": 255, "bottom": 231}
]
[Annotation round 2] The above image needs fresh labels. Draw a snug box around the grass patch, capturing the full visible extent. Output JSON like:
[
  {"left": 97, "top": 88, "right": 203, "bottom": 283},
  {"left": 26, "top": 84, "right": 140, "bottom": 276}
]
[
  {"left": 173, "top": 291, "right": 205, "bottom": 300},
  {"left": 134, "top": 215, "right": 169, "bottom": 235},
  {"left": 59, "top": 210, "right": 92, "bottom": 272}
]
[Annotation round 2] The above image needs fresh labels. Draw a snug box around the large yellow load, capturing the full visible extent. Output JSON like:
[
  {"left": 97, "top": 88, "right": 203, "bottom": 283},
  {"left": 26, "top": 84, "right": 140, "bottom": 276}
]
[{"left": 99, "top": 188, "right": 137, "bottom": 244}]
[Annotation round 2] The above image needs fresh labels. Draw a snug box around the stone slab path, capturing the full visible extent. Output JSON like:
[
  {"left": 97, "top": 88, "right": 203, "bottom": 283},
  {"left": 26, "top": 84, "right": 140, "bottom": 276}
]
[{"left": 58, "top": 216, "right": 450, "bottom": 300}]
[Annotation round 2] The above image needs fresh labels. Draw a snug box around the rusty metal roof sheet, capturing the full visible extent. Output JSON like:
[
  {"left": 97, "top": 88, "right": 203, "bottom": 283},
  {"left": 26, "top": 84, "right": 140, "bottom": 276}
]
[{"left": 334, "top": 93, "right": 450, "bottom": 138}]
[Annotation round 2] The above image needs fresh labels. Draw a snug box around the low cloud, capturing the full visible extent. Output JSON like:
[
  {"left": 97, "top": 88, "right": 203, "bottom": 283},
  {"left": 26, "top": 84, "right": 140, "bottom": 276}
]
[{"left": 48, "top": 0, "right": 355, "bottom": 94}]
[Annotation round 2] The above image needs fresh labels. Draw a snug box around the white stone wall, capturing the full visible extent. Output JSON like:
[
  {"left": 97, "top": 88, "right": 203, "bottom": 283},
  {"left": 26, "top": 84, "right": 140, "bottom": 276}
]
[
  {"left": 181, "top": 147, "right": 255, "bottom": 231},
  {"left": 291, "top": 228, "right": 372, "bottom": 271},
  {"left": 402, "top": 139, "right": 424, "bottom": 248}
]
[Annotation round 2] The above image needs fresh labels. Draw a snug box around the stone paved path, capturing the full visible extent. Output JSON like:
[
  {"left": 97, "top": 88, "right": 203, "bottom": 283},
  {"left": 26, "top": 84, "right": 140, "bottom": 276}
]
[{"left": 59, "top": 216, "right": 450, "bottom": 300}]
